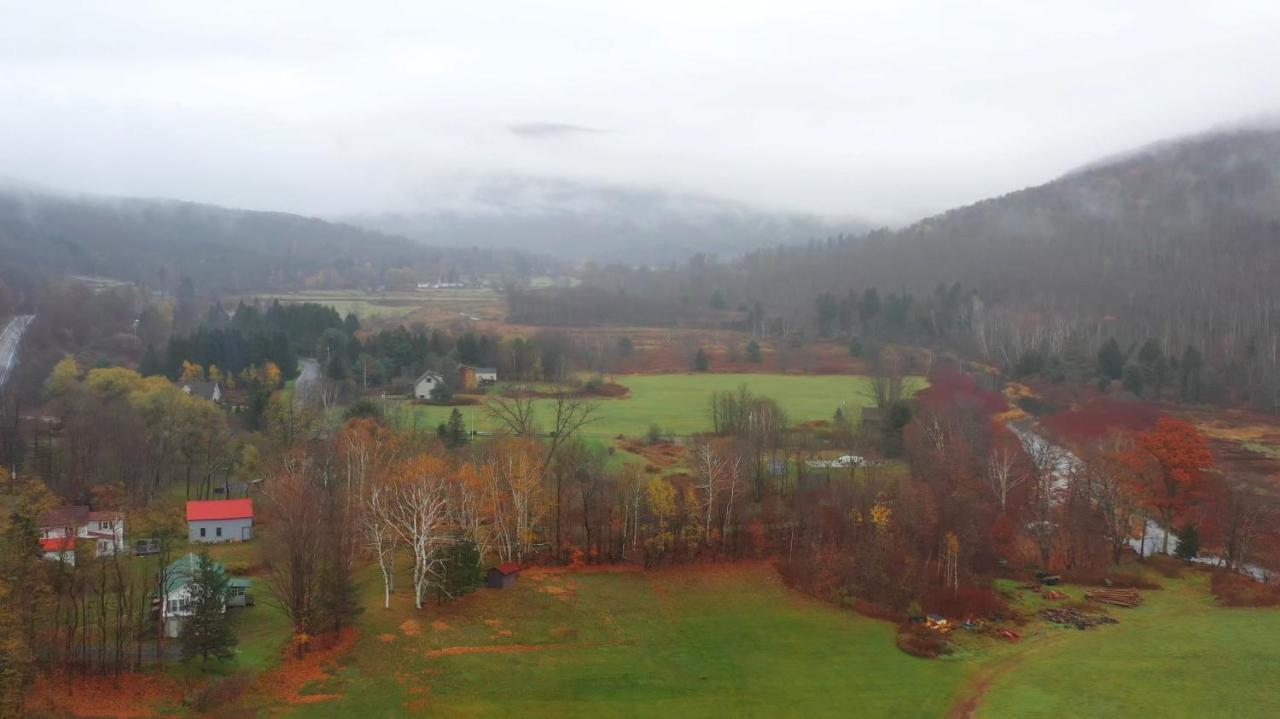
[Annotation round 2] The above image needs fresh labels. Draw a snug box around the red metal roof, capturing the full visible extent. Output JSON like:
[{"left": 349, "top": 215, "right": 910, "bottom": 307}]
[
  {"left": 494, "top": 562, "right": 520, "bottom": 575},
  {"left": 41, "top": 537, "right": 76, "bottom": 552},
  {"left": 186, "top": 499, "right": 254, "bottom": 521}
]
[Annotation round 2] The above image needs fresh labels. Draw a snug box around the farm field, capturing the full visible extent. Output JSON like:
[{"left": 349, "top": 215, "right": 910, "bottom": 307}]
[
  {"left": 280, "top": 563, "right": 970, "bottom": 718},
  {"left": 397, "top": 372, "right": 921, "bottom": 437},
  {"left": 239, "top": 289, "right": 504, "bottom": 325},
  {"left": 972, "top": 572, "right": 1280, "bottom": 718}
]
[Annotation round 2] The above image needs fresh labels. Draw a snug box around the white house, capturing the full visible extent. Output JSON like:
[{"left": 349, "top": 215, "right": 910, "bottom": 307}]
[
  {"left": 414, "top": 370, "right": 445, "bottom": 399},
  {"left": 475, "top": 367, "right": 498, "bottom": 384},
  {"left": 180, "top": 380, "right": 222, "bottom": 404},
  {"left": 37, "top": 506, "right": 127, "bottom": 564},
  {"left": 159, "top": 553, "right": 253, "bottom": 637}
]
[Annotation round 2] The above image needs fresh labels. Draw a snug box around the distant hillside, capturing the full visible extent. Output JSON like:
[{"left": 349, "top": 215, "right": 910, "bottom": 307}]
[
  {"left": 346, "top": 177, "right": 866, "bottom": 264},
  {"left": 0, "top": 186, "right": 555, "bottom": 295}
]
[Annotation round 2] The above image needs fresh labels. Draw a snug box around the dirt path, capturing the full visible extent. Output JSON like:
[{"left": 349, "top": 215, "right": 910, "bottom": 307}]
[{"left": 945, "top": 630, "right": 1078, "bottom": 719}]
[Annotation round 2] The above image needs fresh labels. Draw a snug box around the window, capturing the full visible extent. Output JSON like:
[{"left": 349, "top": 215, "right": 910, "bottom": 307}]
[
  {"left": 99, "top": 520, "right": 112, "bottom": 530},
  {"left": 230, "top": 586, "right": 245, "bottom": 598},
  {"left": 200, "top": 528, "right": 206, "bottom": 538},
  {"left": 216, "top": 527, "right": 223, "bottom": 538}
]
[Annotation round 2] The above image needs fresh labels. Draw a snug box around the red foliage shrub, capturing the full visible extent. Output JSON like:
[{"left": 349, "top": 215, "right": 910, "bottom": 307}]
[
  {"left": 1211, "top": 571, "right": 1280, "bottom": 607},
  {"left": 915, "top": 369, "right": 1007, "bottom": 416},
  {"left": 1042, "top": 398, "right": 1159, "bottom": 444},
  {"left": 895, "top": 624, "right": 950, "bottom": 658},
  {"left": 921, "top": 583, "right": 1009, "bottom": 619}
]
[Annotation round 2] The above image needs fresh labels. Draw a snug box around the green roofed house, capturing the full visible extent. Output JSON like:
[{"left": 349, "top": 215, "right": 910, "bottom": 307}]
[{"left": 158, "top": 553, "right": 253, "bottom": 638}]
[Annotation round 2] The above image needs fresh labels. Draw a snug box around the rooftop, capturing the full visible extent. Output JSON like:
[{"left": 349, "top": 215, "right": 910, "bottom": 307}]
[{"left": 186, "top": 498, "right": 254, "bottom": 522}]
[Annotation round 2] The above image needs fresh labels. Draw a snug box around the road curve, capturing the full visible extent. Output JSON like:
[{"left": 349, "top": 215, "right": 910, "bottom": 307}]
[{"left": 0, "top": 314, "right": 35, "bottom": 390}]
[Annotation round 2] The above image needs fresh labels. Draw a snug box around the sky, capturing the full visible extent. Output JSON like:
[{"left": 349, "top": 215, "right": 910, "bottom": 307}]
[{"left": 3, "top": 0, "right": 1280, "bottom": 224}]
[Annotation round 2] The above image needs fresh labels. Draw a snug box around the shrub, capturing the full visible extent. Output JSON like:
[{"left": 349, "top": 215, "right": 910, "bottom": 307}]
[
  {"left": 895, "top": 624, "right": 949, "bottom": 659},
  {"left": 1211, "top": 571, "right": 1280, "bottom": 607},
  {"left": 921, "top": 583, "right": 1009, "bottom": 619}
]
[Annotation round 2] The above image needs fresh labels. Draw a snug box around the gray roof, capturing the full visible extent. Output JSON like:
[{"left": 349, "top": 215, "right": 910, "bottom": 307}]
[
  {"left": 182, "top": 380, "right": 221, "bottom": 400},
  {"left": 415, "top": 370, "right": 444, "bottom": 383}
]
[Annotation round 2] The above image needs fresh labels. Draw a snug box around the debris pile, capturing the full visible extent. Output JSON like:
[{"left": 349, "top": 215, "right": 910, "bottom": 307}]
[
  {"left": 1085, "top": 588, "right": 1143, "bottom": 607},
  {"left": 1039, "top": 608, "right": 1118, "bottom": 630}
]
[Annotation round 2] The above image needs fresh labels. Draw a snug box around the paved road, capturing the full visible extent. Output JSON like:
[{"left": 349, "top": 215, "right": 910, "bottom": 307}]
[
  {"left": 0, "top": 314, "right": 35, "bottom": 390},
  {"left": 295, "top": 358, "right": 320, "bottom": 406}
]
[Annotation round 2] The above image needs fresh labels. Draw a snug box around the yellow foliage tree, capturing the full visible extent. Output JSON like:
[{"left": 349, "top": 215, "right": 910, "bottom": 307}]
[{"left": 180, "top": 360, "right": 204, "bottom": 382}]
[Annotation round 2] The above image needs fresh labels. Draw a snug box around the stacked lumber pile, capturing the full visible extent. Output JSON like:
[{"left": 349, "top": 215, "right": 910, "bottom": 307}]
[
  {"left": 1039, "top": 608, "right": 1119, "bottom": 630},
  {"left": 1085, "top": 588, "right": 1143, "bottom": 607}
]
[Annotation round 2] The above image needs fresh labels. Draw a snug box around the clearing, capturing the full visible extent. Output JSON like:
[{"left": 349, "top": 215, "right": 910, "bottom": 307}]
[{"left": 396, "top": 372, "right": 918, "bottom": 437}]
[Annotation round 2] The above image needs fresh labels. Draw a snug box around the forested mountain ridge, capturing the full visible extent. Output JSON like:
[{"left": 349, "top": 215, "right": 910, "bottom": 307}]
[
  {"left": 0, "top": 185, "right": 553, "bottom": 295},
  {"left": 346, "top": 177, "right": 868, "bottom": 264},
  {"left": 547, "top": 127, "right": 1280, "bottom": 408}
]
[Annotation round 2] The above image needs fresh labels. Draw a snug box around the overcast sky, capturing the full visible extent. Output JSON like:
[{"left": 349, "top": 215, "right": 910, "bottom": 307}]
[{"left": 3, "top": 1, "right": 1280, "bottom": 224}]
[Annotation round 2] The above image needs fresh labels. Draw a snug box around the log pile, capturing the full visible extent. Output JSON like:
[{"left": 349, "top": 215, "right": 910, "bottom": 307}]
[
  {"left": 1085, "top": 588, "right": 1143, "bottom": 607},
  {"left": 1039, "top": 608, "right": 1119, "bottom": 630}
]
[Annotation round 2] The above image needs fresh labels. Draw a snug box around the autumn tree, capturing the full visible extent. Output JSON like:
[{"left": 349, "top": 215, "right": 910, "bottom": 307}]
[{"left": 1131, "top": 418, "right": 1214, "bottom": 554}]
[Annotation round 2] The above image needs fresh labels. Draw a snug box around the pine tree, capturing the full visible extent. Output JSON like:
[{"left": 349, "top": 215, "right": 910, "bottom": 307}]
[
  {"left": 693, "top": 348, "right": 710, "bottom": 372},
  {"left": 746, "top": 340, "right": 762, "bottom": 363},
  {"left": 1097, "top": 338, "right": 1125, "bottom": 382},
  {"left": 1174, "top": 523, "right": 1200, "bottom": 561},
  {"left": 139, "top": 344, "right": 163, "bottom": 377},
  {"left": 446, "top": 408, "right": 468, "bottom": 448},
  {"left": 180, "top": 552, "right": 237, "bottom": 665}
]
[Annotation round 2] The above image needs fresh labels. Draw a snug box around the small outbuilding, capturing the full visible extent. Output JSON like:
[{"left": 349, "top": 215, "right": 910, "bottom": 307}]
[
  {"left": 187, "top": 498, "right": 254, "bottom": 543},
  {"left": 487, "top": 562, "right": 520, "bottom": 589}
]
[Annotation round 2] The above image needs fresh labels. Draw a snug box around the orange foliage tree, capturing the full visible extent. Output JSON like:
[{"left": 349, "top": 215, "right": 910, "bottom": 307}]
[{"left": 1130, "top": 418, "right": 1214, "bottom": 554}]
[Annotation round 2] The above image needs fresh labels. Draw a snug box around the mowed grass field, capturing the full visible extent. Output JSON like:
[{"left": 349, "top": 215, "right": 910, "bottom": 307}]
[
  {"left": 973, "top": 572, "right": 1280, "bottom": 718},
  {"left": 266, "top": 565, "right": 1280, "bottom": 719},
  {"left": 398, "top": 373, "right": 920, "bottom": 437},
  {"left": 283, "top": 563, "right": 969, "bottom": 718}
]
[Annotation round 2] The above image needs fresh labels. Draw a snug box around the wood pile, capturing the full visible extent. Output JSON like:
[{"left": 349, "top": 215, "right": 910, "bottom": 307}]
[
  {"left": 1039, "top": 608, "right": 1119, "bottom": 630},
  {"left": 1085, "top": 588, "right": 1143, "bottom": 607}
]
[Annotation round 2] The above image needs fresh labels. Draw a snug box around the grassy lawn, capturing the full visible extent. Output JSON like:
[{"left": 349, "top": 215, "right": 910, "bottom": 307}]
[
  {"left": 283, "top": 563, "right": 967, "bottom": 718},
  {"left": 394, "top": 373, "right": 920, "bottom": 438},
  {"left": 975, "top": 571, "right": 1280, "bottom": 718}
]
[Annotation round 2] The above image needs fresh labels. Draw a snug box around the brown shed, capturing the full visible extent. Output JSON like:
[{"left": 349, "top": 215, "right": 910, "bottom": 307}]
[{"left": 487, "top": 563, "right": 520, "bottom": 589}]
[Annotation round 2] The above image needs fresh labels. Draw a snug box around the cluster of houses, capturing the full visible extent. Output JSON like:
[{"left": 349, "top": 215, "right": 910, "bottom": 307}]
[
  {"left": 37, "top": 499, "right": 258, "bottom": 636},
  {"left": 34, "top": 490, "right": 524, "bottom": 637},
  {"left": 414, "top": 364, "right": 498, "bottom": 399}
]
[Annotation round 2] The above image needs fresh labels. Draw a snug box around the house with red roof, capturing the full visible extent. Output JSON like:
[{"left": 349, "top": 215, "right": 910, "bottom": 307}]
[
  {"left": 37, "top": 505, "right": 127, "bottom": 564},
  {"left": 186, "top": 499, "right": 254, "bottom": 543}
]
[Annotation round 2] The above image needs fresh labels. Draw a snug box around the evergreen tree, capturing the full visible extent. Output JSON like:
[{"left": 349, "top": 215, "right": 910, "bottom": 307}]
[
  {"left": 746, "top": 340, "right": 762, "bottom": 363},
  {"left": 1122, "top": 361, "right": 1145, "bottom": 396},
  {"left": 446, "top": 408, "right": 468, "bottom": 448},
  {"left": 180, "top": 552, "right": 237, "bottom": 665},
  {"left": 438, "top": 538, "right": 485, "bottom": 600},
  {"left": 693, "top": 347, "right": 710, "bottom": 372},
  {"left": 1097, "top": 338, "right": 1125, "bottom": 382},
  {"left": 1173, "top": 523, "right": 1200, "bottom": 561},
  {"left": 139, "top": 344, "right": 163, "bottom": 377},
  {"left": 1180, "top": 345, "right": 1203, "bottom": 402},
  {"left": 1136, "top": 339, "right": 1167, "bottom": 397}
]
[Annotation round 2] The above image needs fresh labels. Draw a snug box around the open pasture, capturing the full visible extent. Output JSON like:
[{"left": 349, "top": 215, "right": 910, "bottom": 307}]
[{"left": 397, "top": 372, "right": 916, "bottom": 437}]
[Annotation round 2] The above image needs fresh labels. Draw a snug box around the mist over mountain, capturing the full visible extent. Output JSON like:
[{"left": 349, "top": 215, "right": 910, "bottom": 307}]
[
  {"left": 345, "top": 177, "right": 868, "bottom": 264},
  {"left": 0, "top": 185, "right": 553, "bottom": 295}
]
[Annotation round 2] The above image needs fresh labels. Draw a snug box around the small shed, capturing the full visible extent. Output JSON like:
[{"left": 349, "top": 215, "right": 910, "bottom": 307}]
[{"left": 487, "top": 563, "right": 520, "bottom": 589}]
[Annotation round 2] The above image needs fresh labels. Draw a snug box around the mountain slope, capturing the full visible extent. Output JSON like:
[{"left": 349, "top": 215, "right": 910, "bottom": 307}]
[
  {"left": 0, "top": 187, "right": 547, "bottom": 294},
  {"left": 346, "top": 177, "right": 866, "bottom": 264}
]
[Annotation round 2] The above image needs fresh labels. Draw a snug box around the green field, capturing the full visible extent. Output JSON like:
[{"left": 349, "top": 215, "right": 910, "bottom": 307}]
[
  {"left": 284, "top": 564, "right": 969, "bottom": 718},
  {"left": 242, "top": 289, "right": 501, "bottom": 323},
  {"left": 264, "top": 564, "right": 1280, "bottom": 718},
  {"left": 396, "top": 373, "right": 917, "bottom": 437},
  {"left": 974, "top": 573, "right": 1280, "bottom": 718}
]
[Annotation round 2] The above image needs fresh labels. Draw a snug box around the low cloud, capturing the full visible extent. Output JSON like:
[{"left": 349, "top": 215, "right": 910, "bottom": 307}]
[{"left": 508, "top": 122, "right": 603, "bottom": 139}]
